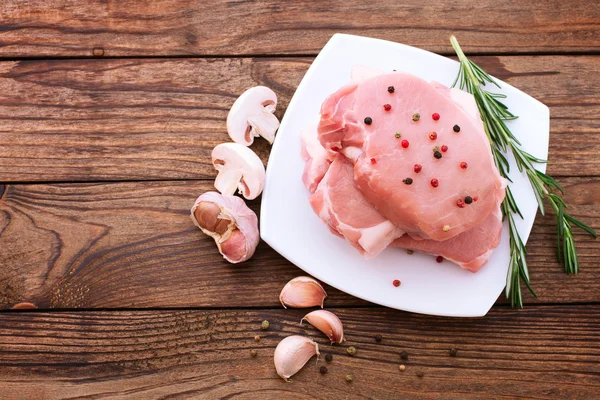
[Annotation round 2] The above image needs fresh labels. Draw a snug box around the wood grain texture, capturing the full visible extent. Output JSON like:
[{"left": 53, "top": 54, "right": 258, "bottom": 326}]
[
  {"left": 0, "top": 178, "right": 597, "bottom": 310},
  {"left": 1, "top": 306, "right": 599, "bottom": 399},
  {"left": 0, "top": 0, "right": 599, "bottom": 58},
  {"left": 0, "top": 56, "right": 599, "bottom": 182}
]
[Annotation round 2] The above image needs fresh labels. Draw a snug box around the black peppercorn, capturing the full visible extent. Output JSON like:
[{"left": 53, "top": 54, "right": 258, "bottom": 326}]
[
  {"left": 416, "top": 371, "right": 424, "bottom": 378},
  {"left": 402, "top": 178, "right": 413, "bottom": 185},
  {"left": 320, "top": 366, "right": 328, "bottom": 374},
  {"left": 453, "top": 124, "right": 461, "bottom": 132},
  {"left": 325, "top": 353, "right": 333, "bottom": 362},
  {"left": 375, "top": 334, "right": 382, "bottom": 343},
  {"left": 465, "top": 196, "right": 473, "bottom": 204},
  {"left": 388, "top": 86, "right": 395, "bottom": 93},
  {"left": 400, "top": 351, "right": 409, "bottom": 360},
  {"left": 364, "top": 117, "right": 372, "bottom": 125},
  {"left": 434, "top": 151, "right": 442, "bottom": 159},
  {"left": 450, "top": 348, "right": 458, "bottom": 357}
]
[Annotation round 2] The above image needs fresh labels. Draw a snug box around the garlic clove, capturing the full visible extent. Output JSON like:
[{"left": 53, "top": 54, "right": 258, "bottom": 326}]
[
  {"left": 190, "top": 191, "right": 259, "bottom": 263},
  {"left": 274, "top": 335, "right": 319, "bottom": 382},
  {"left": 279, "top": 276, "right": 327, "bottom": 309},
  {"left": 301, "top": 310, "right": 345, "bottom": 344}
]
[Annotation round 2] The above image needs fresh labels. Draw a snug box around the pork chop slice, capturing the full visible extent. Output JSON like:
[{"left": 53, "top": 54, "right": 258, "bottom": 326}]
[
  {"left": 301, "top": 120, "right": 333, "bottom": 193},
  {"left": 309, "top": 156, "right": 402, "bottom": 259},
  {"left": 318, "top": 72, "right": 506, "bottom": 241},
  {"left": 391, "top": 207, "right": 503, "bottom": 272}
]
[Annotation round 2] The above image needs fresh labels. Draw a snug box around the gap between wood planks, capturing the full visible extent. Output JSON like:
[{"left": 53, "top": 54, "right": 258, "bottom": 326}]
[
  {"left": 0, "top": 51, "right": 599, "bottom": 62},
  {"left": 3, "top": 301, "right": 600, "bottom": 313}
]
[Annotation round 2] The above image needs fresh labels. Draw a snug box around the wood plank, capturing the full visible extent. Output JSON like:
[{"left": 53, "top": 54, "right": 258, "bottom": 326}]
[
  {"left": 0, "top": 0, "right": 599, "bottom": 57},
  {"left": 0, "top": 178, "right": 597, "bottom": 310},
  {"left": 0, "top": 56, "right": 598, "bottom": 182},
  {"left": 1, "top": 306, "right": 599, "bottom": 399}
]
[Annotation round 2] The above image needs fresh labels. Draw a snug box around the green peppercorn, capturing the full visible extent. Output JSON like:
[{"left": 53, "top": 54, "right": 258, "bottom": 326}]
[
  {"left": 395, "top": 132, "right": 401, "bottom": 138},
  {"left": 250, "top": 349, "right": 257, "bottom": 357},
  {"left": 412, "top": 113, "right": 420, "bottom": 121},
  {"left": 345, "top": 375, "right": 353, "bottom": 383},
  {"left": 347, "top": 346, "right": 357, "bottom": 356},
  {"left": 261, "top": 320, "right": 269, "bottom": 330}
]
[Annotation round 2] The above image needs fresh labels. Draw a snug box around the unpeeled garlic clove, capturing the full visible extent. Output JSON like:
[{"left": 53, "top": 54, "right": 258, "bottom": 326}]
[
  {"left": 190, "top": 191, "right": 259, "bottom": 263},
  {"left": 279, "top": 276, "right": 327, "bottom": 309},
  {"left": 301, "top": 310, "right": 345, "bottom": 344},
  {"left": 273, "top": 335, "right": 319, "bottom": 382}
]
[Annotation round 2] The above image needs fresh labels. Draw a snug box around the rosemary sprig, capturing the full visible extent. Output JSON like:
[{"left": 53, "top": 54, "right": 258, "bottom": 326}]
[{"left": 450, "top": 36, "right": 597, "bottom": 307}]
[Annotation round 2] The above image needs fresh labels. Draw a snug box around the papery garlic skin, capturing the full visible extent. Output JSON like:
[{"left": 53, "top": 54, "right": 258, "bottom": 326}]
[
  {"left": 274, "top": 335, "right": 319, "bottom": 382},
  {"left": 302, "top": 310, "right": 345, "bottom": 344},
  {"left": 279, "top": 276, "right": 327, "bottom": 308},
  {"left": 190, "top": 191, "right": 259, "bottom": 263}
]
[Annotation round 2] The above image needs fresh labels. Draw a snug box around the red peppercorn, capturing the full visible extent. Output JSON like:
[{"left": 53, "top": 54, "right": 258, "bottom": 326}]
[
  {"left": 436, "top": 256, "right": 444, "bottom": 263},
  {"left": 430, "top": 178, "right": 439, "bottom": 188},
  {"left": 393, "top": 279, "right": 401, "bottom": 287},
  {"left": 401, "top": 139, "right": 409, "bottom": 148},
  {"left": 383, "top": 104, "right": 392, "bottom": 111},
  {"left": 370, "top": 158, "right": 377, "bottom": 164},
  {"left": 441, "top": 145, "right": 448, "bottom": 152},
  {"left": 432, "top": 113, "right": 440, "bottom": 121},
  {"left": 460, "top": 162, "right": 468, "bottom": 169},
  {"left": 473, "top": 196, "right": 479, "bottom": 202},
  {"left": 429, "top": 132, "right": 437, "bottom": 140},
  {"left": 456, "top": 199, "right": 465, "bottom": 208},
  {"left": 414, "top": 164, "right": 422, "bottom": 173}
]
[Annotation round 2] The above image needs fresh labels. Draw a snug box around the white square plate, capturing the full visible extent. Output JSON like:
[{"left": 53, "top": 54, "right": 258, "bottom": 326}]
[{"left": 260, "top": 34, "right": 549, "bottom": 317}]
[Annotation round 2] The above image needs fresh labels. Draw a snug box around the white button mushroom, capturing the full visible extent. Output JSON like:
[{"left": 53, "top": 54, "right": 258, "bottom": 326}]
[
  {"left": 211, "top": 143, "right": 265, "bottom": 200},
  {"left": 227, "top": 86, "right": 280, "bottom": 146},
  {"left": 190, "top": 191, "right": 259, "bottom": 264}
]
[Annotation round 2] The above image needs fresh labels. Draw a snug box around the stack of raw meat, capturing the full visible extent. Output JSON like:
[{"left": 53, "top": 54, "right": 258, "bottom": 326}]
[{"left": 301, "top": 67, "right": 506, "bottom": 272}]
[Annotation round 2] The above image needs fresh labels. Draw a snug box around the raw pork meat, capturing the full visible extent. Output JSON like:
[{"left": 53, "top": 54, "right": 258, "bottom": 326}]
[
  {"left": 301, "top": 121, "right": 332, "bottom": 193},
  {"left": 391, "top": 207, "right": 503, "bottom": 272},
  {"left": 309, "top": 156, "right": 402, "bottom": 258},
  {"left": 318, "top": 72, "right": 506, "bottom": 241},
  {"left": 302, "top": 115, "right": 504, "bottom": 269}
]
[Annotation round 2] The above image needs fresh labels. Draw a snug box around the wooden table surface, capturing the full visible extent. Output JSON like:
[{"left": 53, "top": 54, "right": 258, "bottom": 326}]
[{"left": 1, "top": 1, "right": 599, "bottom": 399}]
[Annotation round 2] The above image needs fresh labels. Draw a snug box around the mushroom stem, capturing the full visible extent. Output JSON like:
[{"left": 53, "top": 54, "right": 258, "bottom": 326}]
[
  {"left": 248, "top": 108, "right": 280, "bottom": 144},
  {"left": 214, "top": 167, "right": 244, "bottom": 196}
]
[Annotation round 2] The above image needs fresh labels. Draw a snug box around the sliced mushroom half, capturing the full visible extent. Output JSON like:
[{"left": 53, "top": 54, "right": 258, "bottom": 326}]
[
  {"left": 227, "top": 86, "right": 279, "bottom": 146},
  {"left": 211, "top": 143, "right": 265, "bottom": 200}
]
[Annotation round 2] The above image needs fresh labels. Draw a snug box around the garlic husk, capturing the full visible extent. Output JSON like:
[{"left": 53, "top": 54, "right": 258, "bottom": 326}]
[
  {"left": 279, "top": 276, "right": 327, "bottom": 308},
  {"left": 274, "top": 335, "right": 319, "bottom": 382},
  {"left": 190, "top": 191, "right": 259, "bottom": 263},
  {"left": 301, "top": 310, "right": 345, "bottom": 344}
]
